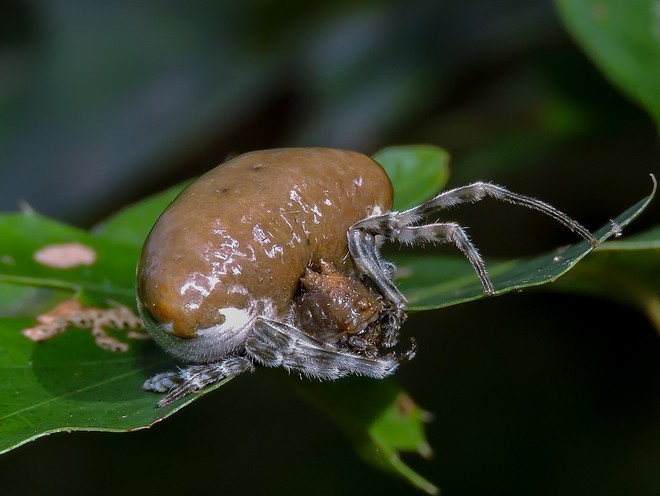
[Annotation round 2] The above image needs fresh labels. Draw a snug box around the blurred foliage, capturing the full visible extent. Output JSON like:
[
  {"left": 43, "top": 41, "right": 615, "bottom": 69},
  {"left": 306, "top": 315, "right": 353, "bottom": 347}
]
[
  {"left": 2, "top": 0, "right": 656, "bottom": 228},
  {"left": 0, "top": 1, "right": 659, "bottom": 495},
  {"left": 557, "top": 0, "right": 660, "bottom": 126}
]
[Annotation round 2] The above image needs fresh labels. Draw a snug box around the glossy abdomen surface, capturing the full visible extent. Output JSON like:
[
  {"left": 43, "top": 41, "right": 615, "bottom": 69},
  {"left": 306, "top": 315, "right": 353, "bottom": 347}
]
[{"left": 138, "top": 148, "right": 393, "bottom": 341}]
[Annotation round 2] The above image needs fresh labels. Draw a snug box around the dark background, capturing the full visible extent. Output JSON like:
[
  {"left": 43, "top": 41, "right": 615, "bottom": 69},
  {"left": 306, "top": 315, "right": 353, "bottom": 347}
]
[{"left": 1, "top": 1, "right": 659, "bottom": 495}]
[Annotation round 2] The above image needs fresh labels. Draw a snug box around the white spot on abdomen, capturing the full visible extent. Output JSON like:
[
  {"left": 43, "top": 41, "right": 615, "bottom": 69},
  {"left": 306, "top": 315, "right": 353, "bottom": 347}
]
[{"left": 217, "top": 307, "right": 255, "bottom": 333}]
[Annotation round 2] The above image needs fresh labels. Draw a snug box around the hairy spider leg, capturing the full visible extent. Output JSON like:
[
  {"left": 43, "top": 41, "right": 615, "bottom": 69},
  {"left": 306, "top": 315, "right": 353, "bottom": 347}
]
[
  {"left": 143, "top": 317, "right": 415, "bottom": 407},
  {"left": 347, "top": 229, "right": 408, "bottom": 343},
  {"left": 349, "top": 181, "right": 597, "bottom": 306},
  {"left": 143, "top": 356, "right": 255, "bottom": 407},
  {"left": 409, "top": 182, "right": 597, "bottom": 244},
  {"left": 245, "top": 318, "right": 406, "bottom": 379}
]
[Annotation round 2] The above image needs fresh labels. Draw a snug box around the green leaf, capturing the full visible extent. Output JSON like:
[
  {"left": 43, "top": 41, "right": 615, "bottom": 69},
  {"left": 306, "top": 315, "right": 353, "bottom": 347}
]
[
  {"left": 0, "top": 317, "right": 225, "bottom": 455},
  {"left": 0, "top": 214, "right": 137, "bottom": 300},
  {"left": 0, "top": 212, "right": 232, "bottom": 454},
  {"left": 556, "top": 0, "right": 660, "bottom": 124},
  {"left": 373, "top": 145, "right": 450, "bottom": 211}
]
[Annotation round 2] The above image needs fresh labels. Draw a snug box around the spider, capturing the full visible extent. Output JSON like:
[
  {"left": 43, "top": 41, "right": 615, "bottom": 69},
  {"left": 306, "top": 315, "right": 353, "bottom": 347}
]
[{"left": 137, "top": 147, "right": 596, "bottom": 406}]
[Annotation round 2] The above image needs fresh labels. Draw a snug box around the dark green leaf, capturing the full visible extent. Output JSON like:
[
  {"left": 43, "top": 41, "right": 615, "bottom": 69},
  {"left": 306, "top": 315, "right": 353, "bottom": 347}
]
[{"left": 556, "top": 0, "right": 660, "bottom": 124}]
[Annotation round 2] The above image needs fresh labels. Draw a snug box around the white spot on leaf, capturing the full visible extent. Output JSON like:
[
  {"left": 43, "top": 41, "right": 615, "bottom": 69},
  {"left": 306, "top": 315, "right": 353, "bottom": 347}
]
[{"left": 34, "top": 242, "right": 97, "bottom": 269}]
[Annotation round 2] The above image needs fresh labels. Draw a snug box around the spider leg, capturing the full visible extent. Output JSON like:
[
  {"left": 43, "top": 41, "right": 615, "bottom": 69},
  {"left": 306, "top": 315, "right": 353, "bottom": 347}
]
[
  {"left": 399, "top": 222, "right": 493, "bottom": 293},
  {"left": 347, "top": 228, "right": 408, "bottom": 327},
  {"left": 349, "top": 181, "right": 596, "bottom": 304},
  {"left": 144, "top": 318, "right": 415, "bottom": 406},
  {"left": 245, "top": 318, "right": 403, "bottom": 379},
  {"left": 143, "top": 356, "right": 255, "bottom": 407},
  {"left": 403, "top": 182, "right": 596, "bottom": 245}
]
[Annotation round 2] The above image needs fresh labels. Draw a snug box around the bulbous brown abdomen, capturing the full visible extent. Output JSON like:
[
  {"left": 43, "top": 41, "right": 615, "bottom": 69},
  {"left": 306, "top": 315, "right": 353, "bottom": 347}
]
[{"left": 137, "top": 148, "right": 393, "bottom": 339}]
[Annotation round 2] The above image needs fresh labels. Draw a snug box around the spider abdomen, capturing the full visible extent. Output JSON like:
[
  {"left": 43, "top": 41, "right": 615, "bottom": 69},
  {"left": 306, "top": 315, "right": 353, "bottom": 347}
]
[{"left": 137, "top": 148, "right": 393, "bottom": 362}]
